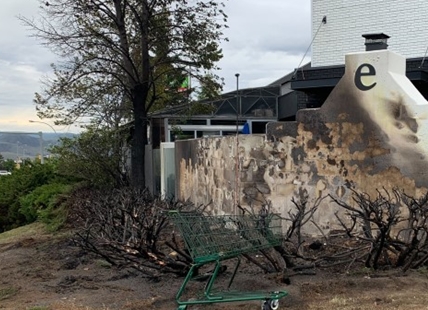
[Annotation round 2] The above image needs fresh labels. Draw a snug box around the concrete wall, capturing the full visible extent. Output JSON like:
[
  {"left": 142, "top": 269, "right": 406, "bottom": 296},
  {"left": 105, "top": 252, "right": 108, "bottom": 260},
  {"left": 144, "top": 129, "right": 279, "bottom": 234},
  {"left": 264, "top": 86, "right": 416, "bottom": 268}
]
[
  {"left": 312, "top": 0, "right": 428, "bottom": 67},
  {"left": 176, "top": 48, "right": 428, "bottom": 235}
]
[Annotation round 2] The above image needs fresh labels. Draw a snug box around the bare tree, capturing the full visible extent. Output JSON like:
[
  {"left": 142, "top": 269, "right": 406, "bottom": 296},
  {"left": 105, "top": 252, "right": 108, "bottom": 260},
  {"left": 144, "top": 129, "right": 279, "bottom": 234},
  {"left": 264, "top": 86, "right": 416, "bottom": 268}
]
[
  {"left": 70, "top": 187, "right": 193, "bottom": 278},
  {"left": 395, "top": 191, "right": 428, "bottom": 271},
  {"left": 331, "top": 188, "right": 428, "bottom": 271},
  {"left": 330, "top": 189, "right": 402, "bottom": 269}
]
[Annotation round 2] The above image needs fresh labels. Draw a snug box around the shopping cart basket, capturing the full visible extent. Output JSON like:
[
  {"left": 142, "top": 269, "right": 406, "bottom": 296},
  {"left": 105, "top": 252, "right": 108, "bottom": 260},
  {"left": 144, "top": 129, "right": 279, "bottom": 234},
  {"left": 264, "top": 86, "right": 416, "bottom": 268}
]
[{"left": 168, "top": 210, "right": 288, "bottom": 310}]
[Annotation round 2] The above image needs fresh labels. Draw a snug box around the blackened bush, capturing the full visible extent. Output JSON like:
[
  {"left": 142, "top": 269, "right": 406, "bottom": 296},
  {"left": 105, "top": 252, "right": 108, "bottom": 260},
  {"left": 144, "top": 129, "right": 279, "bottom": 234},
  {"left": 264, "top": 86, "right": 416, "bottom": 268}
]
[{"left": 69, "top": 186, "right": 189, "bottom": 278}]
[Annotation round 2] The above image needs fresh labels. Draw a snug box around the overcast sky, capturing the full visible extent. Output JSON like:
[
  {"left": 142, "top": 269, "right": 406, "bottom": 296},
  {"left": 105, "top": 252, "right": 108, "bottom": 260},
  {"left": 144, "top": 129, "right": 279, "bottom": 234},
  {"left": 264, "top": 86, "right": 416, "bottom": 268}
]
[{"left": 0, "top": 0, "right": 311, "bottom": 133}]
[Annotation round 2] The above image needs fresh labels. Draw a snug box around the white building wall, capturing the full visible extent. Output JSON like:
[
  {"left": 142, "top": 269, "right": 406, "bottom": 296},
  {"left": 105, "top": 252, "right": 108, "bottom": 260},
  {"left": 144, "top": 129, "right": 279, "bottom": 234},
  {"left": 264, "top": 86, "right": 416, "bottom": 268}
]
[{"left": 312, "top": 0, "right": 428, "bottom": 67}]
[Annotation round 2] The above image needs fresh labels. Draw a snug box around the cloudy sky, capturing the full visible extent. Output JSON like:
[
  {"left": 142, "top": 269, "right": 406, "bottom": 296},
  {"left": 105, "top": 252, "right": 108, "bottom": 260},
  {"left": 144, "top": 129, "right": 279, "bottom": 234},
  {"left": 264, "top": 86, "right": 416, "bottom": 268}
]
[{"left": 0, "top": 0, "right": 311, "bottom": 133}]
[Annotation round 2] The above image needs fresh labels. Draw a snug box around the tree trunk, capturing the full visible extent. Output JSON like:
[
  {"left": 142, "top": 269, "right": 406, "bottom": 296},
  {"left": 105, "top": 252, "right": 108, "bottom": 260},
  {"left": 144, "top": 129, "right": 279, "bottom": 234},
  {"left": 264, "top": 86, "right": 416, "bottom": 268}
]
[
  {"left": 131, "top": 85, "right": 148, "bottom": 189},
  {"left": 130, "top": 0, "right": 150, "bottom": 189}
]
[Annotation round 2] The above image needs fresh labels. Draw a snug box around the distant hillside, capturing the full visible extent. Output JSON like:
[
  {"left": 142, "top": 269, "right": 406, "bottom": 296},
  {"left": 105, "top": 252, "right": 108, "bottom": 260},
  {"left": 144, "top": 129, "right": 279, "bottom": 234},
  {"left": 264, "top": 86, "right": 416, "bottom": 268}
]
[
  {"left": 43, "top": 132, "right": 76, "bottom": 140},
  {"left": 0, "top": 133, "right": 77, "bottom": 160},
  {"left": 0, "top": 134, "right": 40, "bottom": 147}
]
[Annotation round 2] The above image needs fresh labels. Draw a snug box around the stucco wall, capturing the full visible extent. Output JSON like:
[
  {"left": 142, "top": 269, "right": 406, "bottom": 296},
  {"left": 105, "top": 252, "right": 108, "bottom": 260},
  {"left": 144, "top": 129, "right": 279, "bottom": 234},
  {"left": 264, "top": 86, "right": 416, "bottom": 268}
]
[{"left": 176, "top": 48, "right": 428, "bottom": 235}]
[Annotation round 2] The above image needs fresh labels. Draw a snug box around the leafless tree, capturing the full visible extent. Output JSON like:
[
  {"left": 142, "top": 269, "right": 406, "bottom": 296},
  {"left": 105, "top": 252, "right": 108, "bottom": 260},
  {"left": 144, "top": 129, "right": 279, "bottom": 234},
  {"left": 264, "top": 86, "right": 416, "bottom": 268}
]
[
  {"left": 70, "top": 187, "right": 193, "bottom": 278},
  {"left": 331, "top": 188, "right": 428, "bottom": 271}
]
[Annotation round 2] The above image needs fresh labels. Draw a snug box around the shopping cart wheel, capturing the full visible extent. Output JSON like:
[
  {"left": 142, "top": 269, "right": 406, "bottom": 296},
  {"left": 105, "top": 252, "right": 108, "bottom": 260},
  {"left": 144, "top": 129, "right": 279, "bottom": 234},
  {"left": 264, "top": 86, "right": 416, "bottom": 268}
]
[{"left": 262, "top": 299, "right": 279, "bottom": 310}]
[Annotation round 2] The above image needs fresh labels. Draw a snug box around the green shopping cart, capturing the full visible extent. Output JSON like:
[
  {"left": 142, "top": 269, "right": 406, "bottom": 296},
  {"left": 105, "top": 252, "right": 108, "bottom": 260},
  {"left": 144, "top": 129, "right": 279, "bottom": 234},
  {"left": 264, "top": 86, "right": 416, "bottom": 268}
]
[{"left": 168, "top": 210, "right": 288, "bottom": 310}]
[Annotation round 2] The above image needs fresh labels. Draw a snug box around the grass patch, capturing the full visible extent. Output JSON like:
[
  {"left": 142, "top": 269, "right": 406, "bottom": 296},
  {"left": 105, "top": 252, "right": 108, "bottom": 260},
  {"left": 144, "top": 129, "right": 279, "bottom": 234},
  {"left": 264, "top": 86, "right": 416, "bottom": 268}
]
[
  {"left": 0, "top": 222, "right": 48, "bottom": 244},
  {"left": 0, "top": 222, "right": 73, "bottom": 246},
  {"left": 0, "top": 286, "right": 19, "bottom": 301},
  {"left": 329, "top": 296, "right": 358, "bottom": 308},
  {"left": 96, "top": 259, "right": 112, "bottom": 269},
  {"left": 417, "top": 266, "right": 428, "bottom": 274}
]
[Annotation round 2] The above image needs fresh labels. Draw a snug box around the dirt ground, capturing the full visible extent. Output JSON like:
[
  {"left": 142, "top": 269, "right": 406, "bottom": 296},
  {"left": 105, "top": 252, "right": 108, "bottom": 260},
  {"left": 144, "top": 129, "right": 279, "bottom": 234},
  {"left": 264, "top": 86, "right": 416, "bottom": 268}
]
[{"left": 1, "top": 224, "right": 428, "bottom": 310}]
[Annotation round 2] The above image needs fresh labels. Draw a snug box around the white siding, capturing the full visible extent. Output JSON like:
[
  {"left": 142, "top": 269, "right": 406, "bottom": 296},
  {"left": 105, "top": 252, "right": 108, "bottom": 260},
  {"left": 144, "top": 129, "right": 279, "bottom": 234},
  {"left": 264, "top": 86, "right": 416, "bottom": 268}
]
[{"left": 312, "top": 0, "right": 428, "bottom": 67}]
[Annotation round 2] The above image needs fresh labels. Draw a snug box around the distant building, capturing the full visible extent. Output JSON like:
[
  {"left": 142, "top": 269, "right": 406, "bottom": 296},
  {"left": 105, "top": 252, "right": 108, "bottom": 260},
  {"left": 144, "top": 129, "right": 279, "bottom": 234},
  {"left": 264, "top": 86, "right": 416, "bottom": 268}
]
[{"left": 149, "top": 86, "right": 279, "bottom": 147}]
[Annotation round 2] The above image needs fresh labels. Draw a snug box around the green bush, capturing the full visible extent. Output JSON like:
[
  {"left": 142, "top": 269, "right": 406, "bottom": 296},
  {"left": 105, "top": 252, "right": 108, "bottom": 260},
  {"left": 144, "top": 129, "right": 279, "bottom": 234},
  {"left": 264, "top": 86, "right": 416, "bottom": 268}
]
[
  {"left": 0, "top": 160, "right": 76, "bottom": 232},
  {"left": 19, "top": 183, "right": 72, "bottom": 231},
  {"left": 0, "top": 163, "right": 53, "bottom": 230},
  {"left": 51, "top": 128, "right": 129, "bottom": 188}
]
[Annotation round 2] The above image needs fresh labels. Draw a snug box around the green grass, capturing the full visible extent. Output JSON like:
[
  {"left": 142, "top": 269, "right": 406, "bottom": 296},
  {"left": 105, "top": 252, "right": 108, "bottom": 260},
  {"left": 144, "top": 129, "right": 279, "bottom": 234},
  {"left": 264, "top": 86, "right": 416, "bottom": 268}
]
[
  {"left": 96, "top": 259, "right": 112, "bottom": 269},
  {"left": 0, "top": 222, "right": 48, "bottom": 244},
  {"left": 0, "top": 287, "right": 19, "bottom": 301}
]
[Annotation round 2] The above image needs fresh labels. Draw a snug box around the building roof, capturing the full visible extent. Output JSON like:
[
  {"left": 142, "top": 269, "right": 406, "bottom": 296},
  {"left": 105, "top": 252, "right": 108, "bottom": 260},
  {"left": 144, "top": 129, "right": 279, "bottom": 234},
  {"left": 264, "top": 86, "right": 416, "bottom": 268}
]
[
  {"left": 268, "top": 62, "right": 311, "bottom": 87},
  {"left": 291, "top": 57, "right": 428, "bottom": 91},
  {"left": 150, "top": 85, "right": 279, "bottom": 119}
]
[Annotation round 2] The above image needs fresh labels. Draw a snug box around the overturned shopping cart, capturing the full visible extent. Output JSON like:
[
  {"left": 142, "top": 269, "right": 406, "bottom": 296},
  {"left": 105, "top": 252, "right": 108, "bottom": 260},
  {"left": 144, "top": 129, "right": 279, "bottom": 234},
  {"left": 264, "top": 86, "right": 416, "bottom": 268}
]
[{"left": 168, "top": 210, "right": 288, "bottom": 310}]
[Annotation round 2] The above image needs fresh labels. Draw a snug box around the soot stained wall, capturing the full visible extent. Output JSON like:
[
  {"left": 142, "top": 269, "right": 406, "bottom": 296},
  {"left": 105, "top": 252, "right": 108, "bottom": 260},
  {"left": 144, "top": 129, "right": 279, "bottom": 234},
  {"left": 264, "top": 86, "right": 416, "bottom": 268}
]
[{"left": 175, "top": 48, "right": 428, "bottom": 235}]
